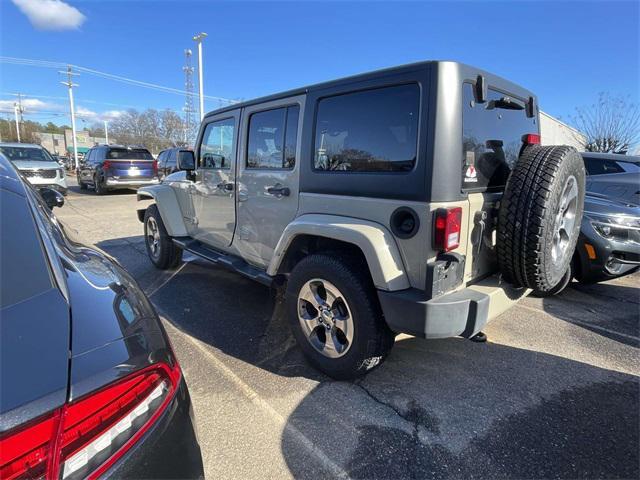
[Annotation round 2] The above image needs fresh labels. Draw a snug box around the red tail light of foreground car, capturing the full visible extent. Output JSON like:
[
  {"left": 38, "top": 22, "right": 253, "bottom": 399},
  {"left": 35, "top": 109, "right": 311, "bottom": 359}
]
[{"left": 0, "top": 361, "right": 181, "bottom": 480}]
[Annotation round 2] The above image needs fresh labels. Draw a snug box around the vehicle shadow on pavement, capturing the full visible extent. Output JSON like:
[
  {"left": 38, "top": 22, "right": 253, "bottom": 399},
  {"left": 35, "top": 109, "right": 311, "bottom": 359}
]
[
  {"left": 97, "top": 240, "right": 639, "bottom": 479},
  {"left": 67, "top": 184, "right": 137, "bottom": 196},
  {"left": 539, "top": 279, "right": 640, "bottom": 346}
]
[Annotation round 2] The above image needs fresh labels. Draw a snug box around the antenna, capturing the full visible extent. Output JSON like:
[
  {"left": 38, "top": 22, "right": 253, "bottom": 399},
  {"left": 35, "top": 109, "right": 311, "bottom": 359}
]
[{"left": 183, "top": 49, "right": 196, "bottom": 145}]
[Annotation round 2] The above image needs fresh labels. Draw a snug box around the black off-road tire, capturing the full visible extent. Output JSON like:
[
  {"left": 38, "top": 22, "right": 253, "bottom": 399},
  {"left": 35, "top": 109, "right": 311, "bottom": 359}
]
[
  {"left": 286, "top": 253, "right": 395, "bottom": 380},
  {"left": 497, "top": 145, "right": 585, "bottom": 292},
  {"left": 77, "top": 173, "right": 88, "bottom": 190},
  {"left": 144, "top": 205, "right": 183, "bottom": 270},
  {"left": 94, "top": 173, "right": 107, "bottom": 195},
  {"left": 531, "top": 263, "right": 572, "bottom": 297}
]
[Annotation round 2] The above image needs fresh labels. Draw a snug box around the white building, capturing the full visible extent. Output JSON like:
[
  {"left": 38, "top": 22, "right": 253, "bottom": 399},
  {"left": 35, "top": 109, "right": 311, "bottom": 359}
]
[{"left": 539, "top": 111, "right": 586, "bottom": 150}]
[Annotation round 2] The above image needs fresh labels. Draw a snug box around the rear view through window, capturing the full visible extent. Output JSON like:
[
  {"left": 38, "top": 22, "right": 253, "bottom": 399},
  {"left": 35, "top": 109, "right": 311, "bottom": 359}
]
[
  {"left": 107, "top": 148, "right": 153, "bottom": 160},
  {"left": 314, "top": 84, "right": 419, "bottom": 172},
  {"left": 462, "top": 83, "right": 538, "bottom": 191}
]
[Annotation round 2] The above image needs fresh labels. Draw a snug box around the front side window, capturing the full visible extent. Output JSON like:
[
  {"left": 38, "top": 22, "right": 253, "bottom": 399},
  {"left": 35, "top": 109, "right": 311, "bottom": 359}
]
[
  {"left": 247, "top": 105, "right": 299, "bottom": 169},
  {"left": 314, "top": 84, "right": 419, "bottom": 172},
  {"left": 462, "top": 83, "right": 538, "bottom": 191},
  {"left": 199, "top": 118, "right": 235, "bottom": 169}
]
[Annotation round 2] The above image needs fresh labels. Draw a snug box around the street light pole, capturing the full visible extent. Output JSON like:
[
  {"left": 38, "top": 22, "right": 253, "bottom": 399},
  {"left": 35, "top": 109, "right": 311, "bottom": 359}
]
[
  {"left": 193, "top": 32, "right": 208, "bottom": 121},
  {"left": 60, "top": 66, "right": 80, "bottom": 170},
  {"left": 104, "top": 120, "right": 109, "bottom": 144}
]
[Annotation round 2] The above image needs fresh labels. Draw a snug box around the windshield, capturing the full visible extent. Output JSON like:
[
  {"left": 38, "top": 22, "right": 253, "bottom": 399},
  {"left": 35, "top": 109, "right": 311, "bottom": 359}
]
[
  {"left": 0, "top": 146, "right": 56, "bottom": 162},
  {"left": 583, "top": 155, "right": 640, "bottom": 175},
  {"left": 106, "top": 148, "right": 153, "bottom": 160}
]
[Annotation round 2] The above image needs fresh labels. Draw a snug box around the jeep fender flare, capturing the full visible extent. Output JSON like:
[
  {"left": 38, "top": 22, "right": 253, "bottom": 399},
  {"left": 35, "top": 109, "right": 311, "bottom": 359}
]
[
  {"left": 268, "top": 214, "right": 410, "bottom": 291},
  {"left": 136, "top": 185, "right": 188, "bottom": 237}
]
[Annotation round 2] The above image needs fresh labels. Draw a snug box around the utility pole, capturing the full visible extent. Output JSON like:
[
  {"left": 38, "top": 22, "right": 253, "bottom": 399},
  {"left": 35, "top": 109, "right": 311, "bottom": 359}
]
[
  {"left": 104, "top": 120, "right": 109, "bottom": 144},
  {"left": 60, "top": 66, "right": 80, "bottom": 170},
  {"left": 13, "top": 94, "right": 23, "bottom": 142},
  {"left": 192, "top": 32, "right": 207, "bottom": 121},
  {"left": 13, "top": 104, "right": 21, "bottom": 142}
]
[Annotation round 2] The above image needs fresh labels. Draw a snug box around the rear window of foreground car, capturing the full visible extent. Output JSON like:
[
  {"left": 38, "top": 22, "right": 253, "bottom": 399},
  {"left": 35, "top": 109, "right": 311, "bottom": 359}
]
[
  {"left": 106, "top": 148, "right": 153, "bottom": 160},
  {"left": 0, "top": 146, "right": 56, "bottom": 162}
]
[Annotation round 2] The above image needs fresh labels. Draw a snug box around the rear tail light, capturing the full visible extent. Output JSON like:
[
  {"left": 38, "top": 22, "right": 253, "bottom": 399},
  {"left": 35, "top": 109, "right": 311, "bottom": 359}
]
[
  {"left": 102, "top": 160, "right": 112, "bottom": 170},
  {"left": 434, "top": 207, "right": 463, "bottom": 252},
  {"left": 0, "top": 362, "right": 180, "bottom": 480},
  {"left": 522, "top": 133, "right": 541, "bottom": 145},
  {"left": 152, "top": 160, "right": 158, "bottom": 175}
]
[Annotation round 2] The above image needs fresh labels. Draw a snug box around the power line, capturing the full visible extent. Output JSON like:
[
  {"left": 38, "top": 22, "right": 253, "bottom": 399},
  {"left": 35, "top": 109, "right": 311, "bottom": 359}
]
[{"left": 1, "top": 56, "right": 237, "bottom": 104}]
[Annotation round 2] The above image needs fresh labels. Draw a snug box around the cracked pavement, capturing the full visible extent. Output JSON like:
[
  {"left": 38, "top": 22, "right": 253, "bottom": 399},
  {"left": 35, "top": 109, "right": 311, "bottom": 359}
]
[{"left": 56, "top": 179, "right": 639, "bottom": 479}]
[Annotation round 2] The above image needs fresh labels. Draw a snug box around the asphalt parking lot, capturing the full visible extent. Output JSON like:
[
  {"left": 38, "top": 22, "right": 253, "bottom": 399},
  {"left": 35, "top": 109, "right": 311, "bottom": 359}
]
[{"left": 56, "top": 178, "right": 639, "bottom": 480}]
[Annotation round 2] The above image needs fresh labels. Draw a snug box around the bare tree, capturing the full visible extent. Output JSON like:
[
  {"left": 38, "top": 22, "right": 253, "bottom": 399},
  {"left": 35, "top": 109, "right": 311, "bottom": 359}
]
[
  {"left": 109, "top": 108, "right": 187, "bottom": 153},
  {"left": 570, "top": 93, "right": 640, "bottom": 153}
]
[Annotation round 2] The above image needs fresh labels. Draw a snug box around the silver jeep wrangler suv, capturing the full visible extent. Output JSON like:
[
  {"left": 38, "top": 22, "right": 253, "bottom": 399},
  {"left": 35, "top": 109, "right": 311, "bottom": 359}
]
[{"left": 137, "top": 61, "right": 585, "bottom": 379}]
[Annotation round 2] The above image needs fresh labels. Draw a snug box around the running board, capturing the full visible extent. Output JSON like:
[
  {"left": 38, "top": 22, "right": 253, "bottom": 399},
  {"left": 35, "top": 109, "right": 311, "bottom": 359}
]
[{"left": 172, "top": 237, "right": 274, "bottom": 287}]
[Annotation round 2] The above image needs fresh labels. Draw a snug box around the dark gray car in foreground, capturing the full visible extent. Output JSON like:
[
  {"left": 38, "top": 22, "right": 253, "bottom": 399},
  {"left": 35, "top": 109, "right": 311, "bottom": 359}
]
[{"left": 0, "top": 155, "right": 203, "bottom": 479}]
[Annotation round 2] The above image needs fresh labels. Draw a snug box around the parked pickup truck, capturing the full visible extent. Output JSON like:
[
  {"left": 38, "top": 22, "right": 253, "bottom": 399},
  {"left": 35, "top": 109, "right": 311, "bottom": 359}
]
[{"left": 137, "top": 61, "right": 585, "bottom": 379}]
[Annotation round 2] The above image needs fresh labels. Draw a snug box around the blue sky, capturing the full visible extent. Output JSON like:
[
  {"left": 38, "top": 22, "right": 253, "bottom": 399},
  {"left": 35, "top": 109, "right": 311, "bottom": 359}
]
[{"left": 1, "top": 0, "right": 638, "bottom": 127}]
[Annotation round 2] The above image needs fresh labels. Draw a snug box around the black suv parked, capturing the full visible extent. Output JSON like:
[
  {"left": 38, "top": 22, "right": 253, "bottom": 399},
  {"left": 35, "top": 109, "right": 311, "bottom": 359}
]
[
  {"left": 157, "top": 147, "right": 194, "bottom": 180},
  {"left": 77, "top": 145, "right": 159, "bottom": 194}
]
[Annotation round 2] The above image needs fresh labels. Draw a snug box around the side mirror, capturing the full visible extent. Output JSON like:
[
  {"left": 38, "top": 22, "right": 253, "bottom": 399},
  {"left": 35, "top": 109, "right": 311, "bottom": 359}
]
[
  {"left": 177, "top": 151, "right": 196, "bottom": 171},
  {"left": 40, "top": 188, "right": 65, "bottom": 209}
]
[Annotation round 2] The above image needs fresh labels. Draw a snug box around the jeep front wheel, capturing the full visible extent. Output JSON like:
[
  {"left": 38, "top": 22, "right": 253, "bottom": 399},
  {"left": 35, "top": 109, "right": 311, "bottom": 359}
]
[
  {"left": 286, "top": 253, "right": 395, "bottom": 380},
  {"left": 144, "top": 205, "right": 183, "bottom": 269}
]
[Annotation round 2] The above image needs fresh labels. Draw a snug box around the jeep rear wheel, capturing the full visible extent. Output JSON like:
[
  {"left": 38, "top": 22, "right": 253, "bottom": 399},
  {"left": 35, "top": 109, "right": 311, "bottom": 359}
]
[
  {"left": 286, "top": 253, "right": 395, "bottom": 379},
  {"left": 94, "top": 174, "right": 106, "bottom": 195},
  {"left": 497, "top": 145, "right": 585, "bottom": 293},
  {"left": 144, "top": 205, "right": 183, "bottom": 270}
]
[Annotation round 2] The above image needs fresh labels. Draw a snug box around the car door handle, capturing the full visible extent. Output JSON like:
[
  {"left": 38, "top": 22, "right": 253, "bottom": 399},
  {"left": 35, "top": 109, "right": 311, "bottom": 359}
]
[
  {"left": 217, "top": 182, "right": 234, "bottom": 192},
  {"left": 266, "top": 186, "right": 290, "bottom": 197}
]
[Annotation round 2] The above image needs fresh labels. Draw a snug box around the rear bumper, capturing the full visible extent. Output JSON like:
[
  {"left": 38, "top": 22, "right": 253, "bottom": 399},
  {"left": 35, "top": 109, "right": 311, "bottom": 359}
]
[
  {"left": 378, "top": 275, "right": 529, "bottom": 339},
  {"left": 104, "top": 378, "right": 203, "bottom": 479},
  {"left": 105, "top": 178, "right": 160, "bottom": 188}
]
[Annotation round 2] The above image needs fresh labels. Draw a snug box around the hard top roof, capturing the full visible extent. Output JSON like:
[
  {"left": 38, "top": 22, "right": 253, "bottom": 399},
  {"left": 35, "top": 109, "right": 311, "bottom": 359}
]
[{"left": 203, "top": 60, "right": 536, "bottom": 119}]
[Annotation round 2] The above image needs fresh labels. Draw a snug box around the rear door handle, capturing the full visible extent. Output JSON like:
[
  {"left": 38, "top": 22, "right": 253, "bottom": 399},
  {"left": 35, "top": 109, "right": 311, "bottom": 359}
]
[{"left": 266, "top": 186, "right": 290, "bottom": 197}]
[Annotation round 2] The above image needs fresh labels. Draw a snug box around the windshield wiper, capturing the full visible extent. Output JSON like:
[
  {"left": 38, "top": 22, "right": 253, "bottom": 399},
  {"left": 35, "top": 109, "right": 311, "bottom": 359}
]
[{"left": 487, "top": 96, "right": 525, "bottom": 111}]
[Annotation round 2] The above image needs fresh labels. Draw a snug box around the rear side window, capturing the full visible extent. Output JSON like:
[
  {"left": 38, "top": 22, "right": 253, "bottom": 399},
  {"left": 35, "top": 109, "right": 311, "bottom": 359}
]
[
  {"left": 247, "top": 105, "right": 299, "bottom": 169},
  {"left": 314, "top": 84, "right": 419, "bottom": 172},
  {"left": 106, "top": 148, "right": 153, "bottom": 160},
  {"left": 0, "top": 189, "right": 53, "bottom": 308},
  {"left": 462, "top": 83, "right": 538, "bottom": 191}
]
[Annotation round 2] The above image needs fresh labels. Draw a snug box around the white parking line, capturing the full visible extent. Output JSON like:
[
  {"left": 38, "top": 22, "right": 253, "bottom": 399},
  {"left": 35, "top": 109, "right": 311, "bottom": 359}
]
[
  {"left": 161, "top": 317, "right": 351, "bottom": 480},
  {"left": 146, "top": 262, "right": 188, "bottom": 297},
  {"left": 516, "top": 304, "right": 640, "bottom": 342}
]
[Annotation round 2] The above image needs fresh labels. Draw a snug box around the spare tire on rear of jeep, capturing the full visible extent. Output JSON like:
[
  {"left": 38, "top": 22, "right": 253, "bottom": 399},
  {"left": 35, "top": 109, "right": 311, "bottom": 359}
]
[{"left": 497, "top": 145, "right": 585, "bottom": 293}]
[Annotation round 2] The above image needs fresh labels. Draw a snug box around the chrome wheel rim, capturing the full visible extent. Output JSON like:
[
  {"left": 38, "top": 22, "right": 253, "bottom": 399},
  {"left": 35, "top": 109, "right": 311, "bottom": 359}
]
[
  {"left": 146, "top": 216, "right": 161, "bottom": 259},
  {"left": 297, "top": 279, "right": 354, "bottom": 358},
  {"left": 551, "top": 175, "right": 578, "bottom": 264}
]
